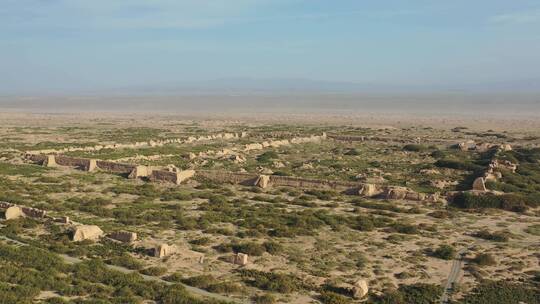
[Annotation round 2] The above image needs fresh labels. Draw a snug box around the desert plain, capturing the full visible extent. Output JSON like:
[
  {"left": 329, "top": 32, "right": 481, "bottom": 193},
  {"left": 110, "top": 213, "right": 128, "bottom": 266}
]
[{"left": 0, "top": 103, "right": 539, "bottom": 304}]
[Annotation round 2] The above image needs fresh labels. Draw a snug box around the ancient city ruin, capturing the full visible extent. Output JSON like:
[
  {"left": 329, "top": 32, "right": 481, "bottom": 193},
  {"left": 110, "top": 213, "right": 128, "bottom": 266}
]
[{"left": 1, "top": 118, "right": 538, "bottom": 304}]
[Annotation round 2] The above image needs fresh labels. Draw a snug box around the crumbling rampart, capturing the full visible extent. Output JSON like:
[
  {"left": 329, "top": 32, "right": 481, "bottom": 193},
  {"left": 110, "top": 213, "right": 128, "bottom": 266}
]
[
  {"left": 25, "top": 132, "right": 248, "bottom": 155},
  {"left": 24, "top": 153, "right": 434, "bottom": 202},
  {"left": 0, "top": 201, "right": 47, "bottom": 218}
]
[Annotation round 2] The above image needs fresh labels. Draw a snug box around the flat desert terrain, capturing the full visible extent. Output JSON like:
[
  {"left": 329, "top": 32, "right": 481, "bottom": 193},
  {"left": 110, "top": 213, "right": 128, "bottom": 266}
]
[{"left": 0, "top": 104, "right": 539, "bottom": 304}]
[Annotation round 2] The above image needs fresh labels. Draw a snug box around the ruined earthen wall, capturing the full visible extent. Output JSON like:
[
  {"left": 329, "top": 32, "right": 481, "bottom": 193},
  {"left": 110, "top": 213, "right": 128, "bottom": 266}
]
[
  {"left": 328, "top": 135, "right": 366, "bottom": 141},
  {"left": 0, "top": 201, "right": 13, "bottom": 209},
  {"left": 96, "top": 160, "right": 136, "bottom": 173},
  {"left": 196, "top": 170, "right": 259, "bottom": 186},
  {"left": 21, "top": 206, "right": 47, "bottom": 218},
  {"left": 0, "top": 201, "right": 47, "bottom": 218},
  {"left": 269, "top": 175, "right": 360, "bottom": 191},
  {"left": 26, "top": 154, "right": 47, "bottom": 163},
  {"left": 56, "top": 155, "right": 91, "bottom": 168},
  {"left": 26, "top": 132, "right": 246, "bottom": 155},
  {"left": 150, "top": 170, "right": 179, "bottom": 184}
]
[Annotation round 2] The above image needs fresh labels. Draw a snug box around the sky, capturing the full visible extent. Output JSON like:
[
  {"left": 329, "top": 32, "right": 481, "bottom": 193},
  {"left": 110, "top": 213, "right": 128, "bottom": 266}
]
[{"left": 1, "top": 0, "right": 540, "bottom": 94}]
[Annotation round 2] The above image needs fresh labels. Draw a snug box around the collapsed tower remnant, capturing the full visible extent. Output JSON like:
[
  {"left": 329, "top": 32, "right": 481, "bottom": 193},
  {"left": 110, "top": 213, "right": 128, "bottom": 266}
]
[
  {"left": 4, "top": 206, "right": 24, "bottom": 220},
  {"left": 234, "top": 253, "right": 249, "bottom": 266},
  {"left": 128, "top": 165, "right": 152, "bottom": 179},
  {"left": 176, "top": 169, "right": 195, "bottom": 184},
  {"left": 71, "top": 225, "right": 104, "bottom": 242},
  {"left": 109, "top": 231, "right": 138, "bottom": 243},
  {"left": 43, "top": 155, "right": 57, "bottom": 167},
  {"left": 255, "top": 175, "right": 270, "bottom": 188},
  {"left": 149, "top": 169, "right": 195, "bottom": 185},
  {"left": 472, "top": 177, "right": 487, "bottom": 191},
  {"left": 154, "top": 243, "right": 175, "bottom": 258},
  {"left": 85, "top": 159, "right": 97, "bottom": 172},
  {"left": 358, "top": 184, "right": 380, "bottom": 197}
]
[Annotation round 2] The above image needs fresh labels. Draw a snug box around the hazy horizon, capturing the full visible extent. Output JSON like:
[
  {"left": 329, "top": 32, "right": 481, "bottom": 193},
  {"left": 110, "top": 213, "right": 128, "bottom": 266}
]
[{"left": 1, "top": 93, "right": 539, "bottom": 118}]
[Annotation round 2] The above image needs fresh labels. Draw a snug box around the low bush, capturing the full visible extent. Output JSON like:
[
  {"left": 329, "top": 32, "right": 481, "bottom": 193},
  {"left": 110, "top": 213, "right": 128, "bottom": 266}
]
[
  {"left": 458, "top": 280, "right": 539, "bottom": 304},
  {"left": 215, "top": 241, "right": 277, "bottom": 256},
  {"left": 435, "top": 159, "right": 484, "bottom": 172},
  {"left": 403, "top": 144, "right": 428, "bottom": 152},
  {"left": 371, "top": 283, "right": 443, "bottom": 304},
  {"left": 432, "top": 244, "right": 456, "bottom": 260},
  {"left": 451, "top": 192, "right": 535, "bottom": 213},
  {"left": 525, "top": 224, "right": 540, "bottom": 236},
  {"left": 189, "top": 237, "right": 212, "bottom": 246},
  {"left": 257, "top": 151, "right": 279, "bottom": 162},
  {"left": 474, "top": 230, "right": 510, "bottom": 242},
  {"left": 107, "top": 253, "right": 144, "bottom": 270},
  {"left": 472, "top": 253, "right": 496, "bottom": 267},
  {"left": 318, "top": 291, "right": 353, "bottom": 304},
  {"left": 139, "top": 266, "right": 168, "bottom": 276},
  {"left": 252, "top": 294, "right": 276, "bottom": 304},
  {"left": 238, "top": 269, "right": 308, "bottom": 293},
  {"left": 389, "top": 223, "right": 419, "bottom": 235},
  {"left": 180, "top": 274, "right": 218, "bottom": 289},
  {"left": 344, "top": 149, "right": 360, "bottom": 156}
]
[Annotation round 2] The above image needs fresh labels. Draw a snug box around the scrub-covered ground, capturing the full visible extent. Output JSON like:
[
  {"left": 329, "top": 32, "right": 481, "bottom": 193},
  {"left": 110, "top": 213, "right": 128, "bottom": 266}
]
[{"left": 0, "top": 113, "right": 539, "bottom": 304}]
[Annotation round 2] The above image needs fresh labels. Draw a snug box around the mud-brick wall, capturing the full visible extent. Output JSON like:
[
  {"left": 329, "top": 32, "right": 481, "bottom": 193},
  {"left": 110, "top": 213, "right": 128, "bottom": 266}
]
[
  {"left": 26, "top": 154, "right": 47, "bottom": 163},
  {"left": 96, "top": 160, "right": 136, "bottom": 173},
  {"left": 0, "top": 201, "right": 14, "bottom": 209},
  {"left": 269, "top": 175, "right": 359, "bottom": 191},
  {"left": 150, "top": 170, "right": 179, "bottom": 184},
  {"left": 328, "top": 135, "right": 366, "bottom": 141},
  {"left": 56, "top": 155, "right": 90, "bottom": 168},
  {"left": 21, "top": 206, "right": 47, "bottom": 218},
  {"left": 196, "top": 170, "right": 259, "bottom": 186},
  {"left": 0, "top": 201, "right": 47, "bottom": 218}
]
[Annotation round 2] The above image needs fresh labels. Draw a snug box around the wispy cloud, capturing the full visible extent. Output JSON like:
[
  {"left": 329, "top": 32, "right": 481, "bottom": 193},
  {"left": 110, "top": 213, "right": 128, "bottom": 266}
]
[{"left": 490, "top": 9, "right": 540, "bottom": 25}]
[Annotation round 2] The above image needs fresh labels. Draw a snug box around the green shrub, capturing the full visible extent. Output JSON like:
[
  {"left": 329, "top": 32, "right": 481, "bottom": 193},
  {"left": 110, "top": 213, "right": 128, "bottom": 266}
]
[
  {"left": 474, "top": 230, "right": 509, "bottom": 242},
  {"left": 160, "top": 190, "right": 192, "bottom": 201},
  {"left": 403, "top": 144, "right": 428, "bottom": 152},
  {"left": 389, "top": 223, "right": 419, "bottom": 235},
  {"left": 206, "top": 281, "right": 244, "bottom": 294},
  {"left": 139, "top": 266, "right": 168, "bottom": 276},
  {"left": 451, "top": 192, "right": 534, "bottom": 212},
  {"left": 373, "top": 283, "right": 442, "bottom": 304},
  {"left": 318, "top": 291, "right": 353, "bottom": 304},
  {"left": 344, "top": 149, "right": 360, "bottom": 156},
  {"left": 525, "top": 224, "right": 540, "bottom": 236},
  {"left": 217, "top": 242, "right": 267, "bottom": 256},
  {"left": 0, "top": 162, "right": 49, "bottom": 176},
  {"left": 472, "top": 253, "right": 496, "bottom": 267},
  {"left": 189, "top": 237, "right": 212, "bottom": 246},
  {"left": 181, "top": 275, "right": 218, "bottom": 289},
  {"left": 435, "top": 160, "right": 483, "bottom": 171},
  {"left": 305, "top": 189, "right": 338, "bottom": 200},
  {"left": 163, "top": 273, "right": 184, "bottom": 283},
  {"left": 257, "top": 151, "right": 279, "bottom": 162},
  {"left": 458, "top": 280, "right": 539, "bottom": 304},
  {"left": 432, "top": 244, "right": 456, "bottom": 260},
  {"left": 238, "top": 269, "right": 308, "bottom": 293},
  {"left": 208, "top": 195, "right": 227, "bottom": 204},
  {"left": 430, "top": 150, "right": 446, "bottom": 159},
  {"left": 253, "top": 294, "right": 276, "bottom": 304},
  {"left": 263, "top": 241, "right": 283, "bottom": 255},
  {"left": 107, "top": 253, "right": 144, "bottom": 270}
]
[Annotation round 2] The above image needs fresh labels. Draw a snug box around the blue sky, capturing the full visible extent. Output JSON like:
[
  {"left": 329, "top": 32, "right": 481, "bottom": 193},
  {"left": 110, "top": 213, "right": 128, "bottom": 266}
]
[{"left": 1, "top": 0, "right": 540, "bottom": 94}]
